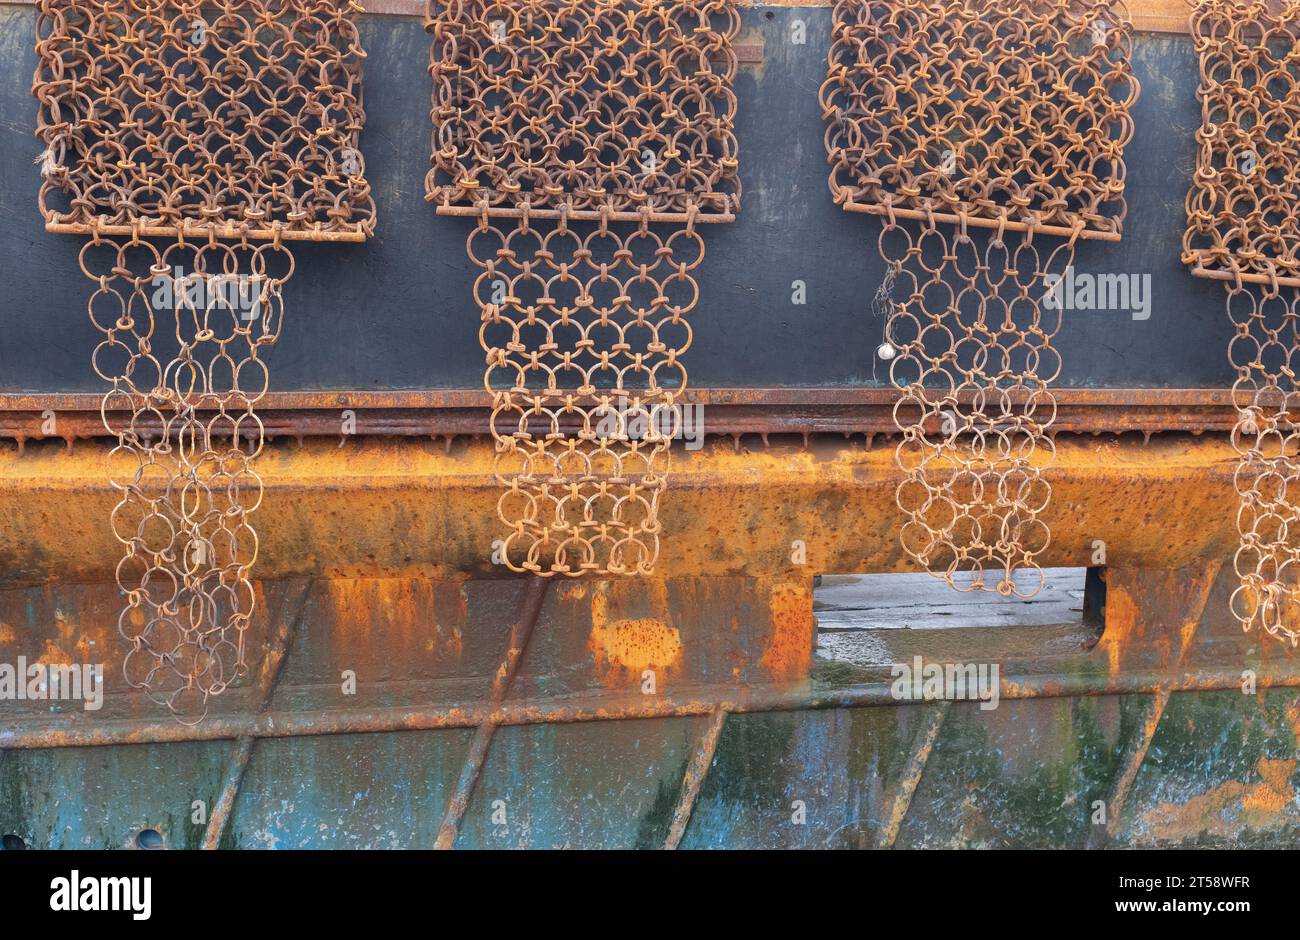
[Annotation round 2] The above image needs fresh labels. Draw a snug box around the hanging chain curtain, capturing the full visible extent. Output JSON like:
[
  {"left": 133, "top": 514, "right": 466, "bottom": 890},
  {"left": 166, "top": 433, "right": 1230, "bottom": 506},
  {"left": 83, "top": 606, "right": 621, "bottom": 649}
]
[
  {"left": 821, "top": 0, "right": 1138, "bottom": 598},
  {"left": 426, "top": 0, "right": 741, "bottom": 577},
  {"left": 1184, "top": 0, "right": 1300, "bottom": 645},
  {"left": 33, "top": 0, "right": 376, "bottom": 721}
]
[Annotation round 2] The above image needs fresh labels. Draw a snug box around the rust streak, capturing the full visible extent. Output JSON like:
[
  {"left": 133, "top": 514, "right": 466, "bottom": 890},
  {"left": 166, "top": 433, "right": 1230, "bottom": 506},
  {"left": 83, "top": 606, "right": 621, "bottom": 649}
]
[
  {"left": 434, "top": 576, "right": 549, "bottom": 850},
  {"left": 200, "top": 579, "right": 311, "bottom": 849},
  {"left": 1087, "top": 688, "right": 1170, "bottom": 849},
  {"left": 201, "top": 736, "right": 255, "bottom": 850},
  {"left": 1088, "top": 564, "right": 1219, "bottom": 847},
  {"left": 664, "top": 708, "right": 727, "bottom": 850},
  {"left": 759, "top": 581, "right": 813, "bottom": 681},
  {"left": 877, "top": 701, "right": 949, "bottom": 849}
]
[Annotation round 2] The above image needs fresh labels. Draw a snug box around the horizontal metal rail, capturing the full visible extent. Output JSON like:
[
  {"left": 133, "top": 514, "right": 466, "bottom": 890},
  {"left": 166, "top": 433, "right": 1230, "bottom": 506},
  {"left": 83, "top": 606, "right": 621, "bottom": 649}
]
[
  {"left": 432, "top": 204, "right": 736, "bottom": 224},
  {"left": 0, "top": 388, "right": 1245, "bottom": 444},
  {"left": 840, "top": 201, "right": 1124, "bottom": 243},
  {"left": 44, "top": 222, "right": 369, "bottom": 243},
  {"left": 5, "top": 666, "right": 1297, "bottom": 750}
]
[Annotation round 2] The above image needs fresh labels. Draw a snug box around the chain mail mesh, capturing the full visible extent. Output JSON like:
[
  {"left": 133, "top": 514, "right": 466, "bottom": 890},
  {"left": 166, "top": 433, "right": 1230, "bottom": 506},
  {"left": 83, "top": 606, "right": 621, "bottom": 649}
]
[
  {"left": 821, "top": 0, "right": 1137, "bottom": 597},
  {"left": 34, "top": 0, "right": 374, "bottom": 720},
  {"left": 427, "top": 0, "right": 740, "bottom": 576},
  {"left": 1185, "top": 0, "right": 1300, "bottom": 646},
  {"left": 34, "top": 0, "right": 375, "bottom": 241}
]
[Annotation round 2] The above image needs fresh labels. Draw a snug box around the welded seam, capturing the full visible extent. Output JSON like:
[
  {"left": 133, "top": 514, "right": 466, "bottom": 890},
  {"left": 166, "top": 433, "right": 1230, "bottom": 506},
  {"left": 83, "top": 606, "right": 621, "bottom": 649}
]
[
  {"left": 434, "top": 576, "right": 549, "bottom": 850},
  {"left": 200, "top": 577, "right": 312, "bottom": 850},
  {"left": 663, "top": 708, "right": 727, "bottom": 850},
  {"left": 877, "top": 700, "right": 950, "bottom": 849}
]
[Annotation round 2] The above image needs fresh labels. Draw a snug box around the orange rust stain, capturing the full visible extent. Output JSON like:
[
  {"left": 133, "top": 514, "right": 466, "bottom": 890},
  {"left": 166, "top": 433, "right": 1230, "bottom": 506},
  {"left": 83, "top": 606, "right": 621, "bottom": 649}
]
[
  {"left": 759, "top": 582, "right": 813, "bottom": 681},
  {"left": 1097, "top": 580, "right": 1141, "bottom": 678},
  {"left": 38, "top": 639, "right": 74, "bottom": 666},
  {"left": 431, "top": 582, "right": 468, "bottom": 660},
  {"left": 0, "top": 622, "right": 15, "bottom": 645},
  {"left": 560, "top": 582, "right": 589, "bottom": 602},
  {"left": 1242, "top": 759, "right": 1295, "bottom": 814},
  {"left": 446, "top": 626, "right": 464, "bottom": 659},
  {"left": 1136, "top": 757, "right": 1298, "bottom": 842},
  {"left": 1287, "top": 700, "right": 1300, "bottom": 744},
  {"left": 589, "top": 591, "right": 681, "bottom": 688}
]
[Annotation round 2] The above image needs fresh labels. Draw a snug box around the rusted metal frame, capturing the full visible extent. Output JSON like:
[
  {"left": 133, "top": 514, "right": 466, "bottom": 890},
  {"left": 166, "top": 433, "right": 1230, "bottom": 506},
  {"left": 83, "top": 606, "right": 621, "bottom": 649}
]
[
  {"left": 877, "top": 700, "right": 950, "bottom": 849},
  {"left": 433, "top": 576, "right": 549, "bottom": 850},
  {"left": 1190, "top": 266, "right": 1300, "bottom": 290},
  {"left": 0, "top": 388, "right": 1239, "bottom": 411},
  {"left": 840, "top": 202, "right": 1123, "bottom": 243},
  {"left": 432, "top": 205, "right": 736, "bottom": 224},
  {"left": 1084, "top": 688, "right": 1169, "bottom": 850},
  {"left": 0, "top": 388, "right": 1243, "bottom": 445},
  {"left": 202, "top": 736, "right": 255, "bottom": 850},
  {"left": 199, "top": 577, "right": 313, "bottom": 850},
  {"left": 43, "top": 222, "right": 369, "bottom": 243},
  {"left": 8, "top": 666, "right": 1300, "bottom": 751},
  {"left": 663, "top": 707, "right": 727, "bottom": 850}
]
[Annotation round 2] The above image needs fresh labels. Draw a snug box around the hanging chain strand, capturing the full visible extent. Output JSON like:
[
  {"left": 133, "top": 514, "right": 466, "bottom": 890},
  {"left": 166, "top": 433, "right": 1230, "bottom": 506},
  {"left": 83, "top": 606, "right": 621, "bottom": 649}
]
[
  {"left": 427, "top": 0, "right": 740, "bottom": 577},
  {"left": 1185, "top": 1, "right": 1300, "bottom": 646},
  {"left": 821, "top": 0, "right": 1137, "bottom": 597},
  {"left": 34, "top": 0, "right": 374, "bottom": 720},
  {"left": 82, "top": 236, "right": 289, "bottom": 721},
  {"left": 878, "top": 218, "right": 1075, "bottom": 597}
]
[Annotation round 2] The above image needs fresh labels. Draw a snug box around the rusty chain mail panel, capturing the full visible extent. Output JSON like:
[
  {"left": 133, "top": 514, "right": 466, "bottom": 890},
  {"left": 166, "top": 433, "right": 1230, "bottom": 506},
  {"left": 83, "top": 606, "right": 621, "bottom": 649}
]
[
  {"left": 34, "top": 0, "right": 375, "bottom": 241},
  {"left": 1185, "top": 0, "right": 1300, "bottom": 646},
  {"left": 33, "top": 0, "right": 375, "bottom": 721},
  {"left": 427, "top": 0, "right": 740, "bottom": 577},
  {"left": 821, "top": 0, "right": 1138, "bottom": 598}
]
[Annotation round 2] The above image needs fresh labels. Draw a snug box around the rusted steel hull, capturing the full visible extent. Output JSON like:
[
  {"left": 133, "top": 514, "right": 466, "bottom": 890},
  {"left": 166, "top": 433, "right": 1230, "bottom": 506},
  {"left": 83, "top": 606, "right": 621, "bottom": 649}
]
[
  {"left": 1, "top": 435, "right": 1298, "bottom": 848},
  {"left": 1, "top": 0, "right": 1297, "bottom": 850},
  {"left": 2, "top": 563, "right": 1298, "bottom": 848}
]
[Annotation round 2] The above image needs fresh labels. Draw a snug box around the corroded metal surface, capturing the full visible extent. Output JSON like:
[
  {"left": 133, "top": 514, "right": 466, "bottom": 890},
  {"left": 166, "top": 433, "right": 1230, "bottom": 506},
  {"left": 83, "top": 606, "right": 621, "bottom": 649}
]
[
  {"left": 0, "top": 387, "right": 1249, "bottom": 449},
  {"left": 3, "top": 0, "right": 1297, "bottom": 852},
  {"left": 0, "top": 434, "right": 1253, "bottom": 585},
  {"left": 2, "top": 562, "right": 1298, "bottom": 847}
]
